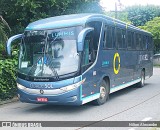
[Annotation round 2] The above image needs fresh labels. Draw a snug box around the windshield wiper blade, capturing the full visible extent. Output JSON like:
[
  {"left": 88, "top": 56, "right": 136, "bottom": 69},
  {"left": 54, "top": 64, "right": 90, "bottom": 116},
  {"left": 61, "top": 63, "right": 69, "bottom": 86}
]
[
  {"left": 52, "top": 68, "right": 59, "bottom": 80},
  {"left": 47, "top": 55, "right": 60, "bottom": 80}
]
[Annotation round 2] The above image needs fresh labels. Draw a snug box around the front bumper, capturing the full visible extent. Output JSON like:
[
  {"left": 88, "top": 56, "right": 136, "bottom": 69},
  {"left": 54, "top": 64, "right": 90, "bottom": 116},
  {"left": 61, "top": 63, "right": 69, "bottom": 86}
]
[{"left": 18, "top": 87, "right": 82, "bottom": 105}]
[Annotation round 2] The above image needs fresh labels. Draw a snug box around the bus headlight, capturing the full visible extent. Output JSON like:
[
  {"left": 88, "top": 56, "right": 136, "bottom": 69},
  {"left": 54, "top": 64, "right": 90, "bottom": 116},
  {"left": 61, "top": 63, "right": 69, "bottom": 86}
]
[
  {"left": 17, "top": 83, "right": 26, "bottom": 90},
  {"left": 60, "top": 78, "right": 86, "bottom": 92}
]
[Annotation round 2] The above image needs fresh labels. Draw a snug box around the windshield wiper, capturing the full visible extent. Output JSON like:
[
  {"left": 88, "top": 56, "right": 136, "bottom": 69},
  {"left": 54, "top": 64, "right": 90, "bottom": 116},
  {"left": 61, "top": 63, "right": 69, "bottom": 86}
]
[
  {"left": 46, "top": 55, "right": 60, "bottom": 80},
  {"left": 44, "top": 33, "right": 60, "bottom": 79},
  {"left": 51, "top": 67, "right": 59, "bottom": 80},
  {"left": 27, "top": 56, "right": 60, "bottom": 79}
]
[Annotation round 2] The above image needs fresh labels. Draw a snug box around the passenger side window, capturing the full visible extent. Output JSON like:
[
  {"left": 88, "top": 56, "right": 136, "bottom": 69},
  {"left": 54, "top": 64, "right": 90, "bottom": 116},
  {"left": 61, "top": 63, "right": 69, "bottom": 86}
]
[
  {"left": 131, "top": 32, "right": 135, "bottom": 49},
  {"left": 127, "top": 31, "right": 135, "bottom": 50},
  {"left": 148, "top": 37, "right": 153, "bottom": 51},
  {"left": 112, "top": 27, "right": 116, "bottom": 48},
  {"left": 116, "top": 28, "right": 123, "bottom": 49},
  {"left": 139, "top": 34, "right": 142, "bottom": 50},
  {"left": 135, "top": 33, "right": 140, "bottom": 50},
  {"left": 127, "top": 31, "right": 132, "bottom": 49},
  {"left": 122, "top": 29, "right": 126, "bottom": 48},
  {"left": 103, "top": 25, "right": 113, "bottom": 49},
  {"left": 143, "top": 36, "right": 147, "bottom": 50}
]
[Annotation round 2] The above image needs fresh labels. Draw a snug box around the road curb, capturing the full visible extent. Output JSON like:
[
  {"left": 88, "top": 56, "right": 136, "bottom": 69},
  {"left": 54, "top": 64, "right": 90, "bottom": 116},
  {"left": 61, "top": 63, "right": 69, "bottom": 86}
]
[{"left": 0, "top": 96, "right": 19, "bottom": 105}]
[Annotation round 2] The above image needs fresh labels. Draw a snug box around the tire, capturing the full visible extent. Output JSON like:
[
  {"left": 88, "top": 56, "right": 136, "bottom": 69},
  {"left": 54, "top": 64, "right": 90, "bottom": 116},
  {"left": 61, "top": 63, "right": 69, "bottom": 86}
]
[
  {"left": 92, "top": 80, "right": 110, "bottom": 105},
  {"left": 138, "top": 70, "right": 145, "bottom": 87}
]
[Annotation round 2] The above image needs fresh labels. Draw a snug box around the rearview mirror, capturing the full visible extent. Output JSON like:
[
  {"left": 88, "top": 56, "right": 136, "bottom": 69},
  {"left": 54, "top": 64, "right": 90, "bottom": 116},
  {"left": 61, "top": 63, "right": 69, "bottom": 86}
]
[
  {"left": 77, "top": 27, "right": 94, "bottom": 52},
  {"left": 6, "top": 34, "right": 23, "bottom": 56}
]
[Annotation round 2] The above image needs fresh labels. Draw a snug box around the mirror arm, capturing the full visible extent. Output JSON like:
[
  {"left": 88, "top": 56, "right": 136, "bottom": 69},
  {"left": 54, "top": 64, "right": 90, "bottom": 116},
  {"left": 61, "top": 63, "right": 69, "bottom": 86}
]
[
  {"left": 77, "top": 27, "right": 94, "bottom": 52},
  {"left": 6, "top": 34, "right": 23, "bottom": 56}
]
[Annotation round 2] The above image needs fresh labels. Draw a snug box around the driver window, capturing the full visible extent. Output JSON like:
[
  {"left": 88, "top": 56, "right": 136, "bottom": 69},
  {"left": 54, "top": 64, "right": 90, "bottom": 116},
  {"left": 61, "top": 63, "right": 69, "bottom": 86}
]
[{"left": 82, "top": 32, "right": 93, "bottom": 67}]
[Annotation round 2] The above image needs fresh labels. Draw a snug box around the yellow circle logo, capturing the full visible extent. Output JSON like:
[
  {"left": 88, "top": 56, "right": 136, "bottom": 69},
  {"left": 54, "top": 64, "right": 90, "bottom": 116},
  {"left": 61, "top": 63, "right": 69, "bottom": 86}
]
[{"left": 113, "top": 53, "right": 120, "bottom": 74}]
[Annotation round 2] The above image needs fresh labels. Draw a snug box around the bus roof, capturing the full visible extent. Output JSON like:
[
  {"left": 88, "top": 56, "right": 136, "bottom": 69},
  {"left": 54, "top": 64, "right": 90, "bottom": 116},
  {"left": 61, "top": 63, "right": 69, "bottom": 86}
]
[
  {"left": 25, "top": 14, "right": 96, "bottom": 30},
  {"left": 25, "top": 13, "right": 152, "bottom": 35}
]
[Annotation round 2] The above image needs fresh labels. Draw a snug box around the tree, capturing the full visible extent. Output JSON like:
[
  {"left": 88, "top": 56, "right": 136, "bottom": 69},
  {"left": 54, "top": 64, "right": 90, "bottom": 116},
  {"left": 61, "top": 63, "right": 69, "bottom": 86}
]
[
  {"left": 125, "top": 5, "right": 160, "bottom": 26},
  {"left": 139, "top": 17, "right": 160, "bottom": 53},
  {"left": 105, "top": 11, "right": 131, "bottom": 23},
  {"left": 0, "top": 15, "right": 11, "bottom": 43},
  {"left": 1, "top": 0, "right": 103, "bottom": 35},
  {"left": 0, "top": 15, "right": 11, "bottom": 57}
]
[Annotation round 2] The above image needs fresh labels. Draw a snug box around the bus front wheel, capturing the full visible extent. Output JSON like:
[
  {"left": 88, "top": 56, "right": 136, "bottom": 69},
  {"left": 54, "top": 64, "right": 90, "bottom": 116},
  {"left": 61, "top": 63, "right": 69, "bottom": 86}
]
[{"left": 92, "top": 80, "right": 109, "bottom": 105}]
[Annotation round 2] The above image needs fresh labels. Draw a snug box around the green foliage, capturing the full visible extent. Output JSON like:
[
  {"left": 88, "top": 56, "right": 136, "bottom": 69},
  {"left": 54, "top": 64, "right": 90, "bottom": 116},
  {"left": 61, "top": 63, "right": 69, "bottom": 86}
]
[
  {"left": 0, "top": 15, "right": 11, "bottom": 44},
  {"left": 0, "top": 58, "right": 18, "bottom": 100},
  {"left": 105, "top": 11, "right": 131, "bottom": 23},
  {"left": 126, "top": 5, "right": 160, "bottom": 26},
  {"left": 1, "top": 0, "right": 103, "bottom": 35},
  {"left": 0, "top": 22, "right": 7, "bottom": 43},
  {"left": 139, "top": 17, "right": 160, "bottom": 53}
]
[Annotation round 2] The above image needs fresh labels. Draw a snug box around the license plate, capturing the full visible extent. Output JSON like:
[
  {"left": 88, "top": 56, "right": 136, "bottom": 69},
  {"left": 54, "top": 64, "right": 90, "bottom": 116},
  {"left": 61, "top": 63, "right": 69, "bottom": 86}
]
[{"left": 37, "top": 97, "right": 48, "bottom": 102}]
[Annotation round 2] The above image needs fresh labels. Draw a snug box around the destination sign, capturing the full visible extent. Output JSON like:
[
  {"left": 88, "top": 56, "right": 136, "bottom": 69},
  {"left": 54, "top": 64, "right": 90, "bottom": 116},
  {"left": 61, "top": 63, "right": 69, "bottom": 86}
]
[
  {"left": 51, "top": 31, "right": 74, "bottom": 38},
  {"left": 48, "top": 27, "right": 77, "bottom": 40}
]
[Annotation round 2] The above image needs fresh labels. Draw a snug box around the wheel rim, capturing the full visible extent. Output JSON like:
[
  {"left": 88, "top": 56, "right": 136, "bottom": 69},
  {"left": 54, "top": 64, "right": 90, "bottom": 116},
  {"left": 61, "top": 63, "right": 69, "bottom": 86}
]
[{"left": 100, "top": 86, "right": 106, "bottom": 100}]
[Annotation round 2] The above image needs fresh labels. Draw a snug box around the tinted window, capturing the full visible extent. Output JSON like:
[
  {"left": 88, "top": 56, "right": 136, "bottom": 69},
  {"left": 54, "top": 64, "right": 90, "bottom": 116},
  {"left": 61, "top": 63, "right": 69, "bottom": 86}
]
[
  {"left": 139, "top": 34, "right": 142, "bottom": 50},
  {"left": 116, "top": 28, "right": 123, "bottom": 49},
  {"left": 142, "top": 36, "right": 147, "bottom": 50},
  {"left": 135, "top": 33, "right": 140, "bottom": 50},
  {"left": 103, "top": 25, "right": 113, "bottom": 49},
  {"left": 103, "top": 27, "right": 107, "bottom": 48},
  {"left": 112, "top": 27, "right": 115, "bottom": 48},
  {"left": 127, "top": 31, "right": 132, "bottom": 49},
  {"left": 122, "top": 29, "right": 126, "bottom": 48},
  {"left": 148, "top": 37, "right": 153, "bottom": 51},
  {"left": 131, "top": 32, "right": 135, "bottom": 49}
]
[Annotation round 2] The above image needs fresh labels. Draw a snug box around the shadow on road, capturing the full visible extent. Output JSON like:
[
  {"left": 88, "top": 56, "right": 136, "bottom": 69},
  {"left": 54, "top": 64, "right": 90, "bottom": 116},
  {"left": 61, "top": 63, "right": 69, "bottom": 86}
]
[
  {"left": 24, "top": 102, "right": 93, "bottom": 113},
  {"left": 109, "top": 83, "right": 150, "bottom": 100}
]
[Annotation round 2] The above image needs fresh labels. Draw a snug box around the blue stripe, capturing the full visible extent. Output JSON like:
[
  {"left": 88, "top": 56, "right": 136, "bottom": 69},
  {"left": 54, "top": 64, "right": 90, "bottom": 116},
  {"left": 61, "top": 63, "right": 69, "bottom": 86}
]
[
  {"left": 110, "top": 79, "right": 140, "bottom": 93},
  {"left": 80, "top": 76, "right": 82, "bottom": 100},
  {"left": 82, "top": 93, "right": 100, "bottom": 101}
]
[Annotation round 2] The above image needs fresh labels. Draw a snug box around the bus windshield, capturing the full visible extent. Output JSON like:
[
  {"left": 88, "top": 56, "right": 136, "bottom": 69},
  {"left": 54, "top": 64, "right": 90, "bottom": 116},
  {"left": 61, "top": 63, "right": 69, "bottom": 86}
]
[{"left": 18, "top": 27, "right": 80, "bottom": 78}]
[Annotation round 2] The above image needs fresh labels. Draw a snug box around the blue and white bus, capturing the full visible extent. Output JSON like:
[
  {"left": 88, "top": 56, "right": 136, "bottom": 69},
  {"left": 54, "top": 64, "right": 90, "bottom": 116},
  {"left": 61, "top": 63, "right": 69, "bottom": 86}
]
[{"left": 7, "top": 14, "right": 153, "bottom": 105}]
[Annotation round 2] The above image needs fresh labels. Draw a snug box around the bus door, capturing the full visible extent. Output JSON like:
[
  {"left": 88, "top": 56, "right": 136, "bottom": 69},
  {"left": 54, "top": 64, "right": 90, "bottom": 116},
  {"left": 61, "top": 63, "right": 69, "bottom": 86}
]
[
  {"left": 81, "top": 31, "right": 98, "bottom": 100},
  {"left": 79, "top": 21, "right": 102, "bottom": 102}
]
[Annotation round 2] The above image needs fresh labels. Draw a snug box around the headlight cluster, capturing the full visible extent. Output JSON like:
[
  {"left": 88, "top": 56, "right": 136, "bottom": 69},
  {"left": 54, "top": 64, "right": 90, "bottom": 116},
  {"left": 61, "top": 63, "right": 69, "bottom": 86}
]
[
  {"left": 17, "top": 83, "right": 26, "bottom": 90},
  {"left": 17, "top": 78, "right": 86, "bottom": 92},
  {"left": 60, "top": 78, "right": 86, "bottom": 91}
]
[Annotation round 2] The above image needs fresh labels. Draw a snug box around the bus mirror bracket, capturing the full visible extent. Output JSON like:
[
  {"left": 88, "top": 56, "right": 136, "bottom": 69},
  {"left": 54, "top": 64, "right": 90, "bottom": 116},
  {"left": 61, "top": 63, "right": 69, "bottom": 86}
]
[
  {"left": 77, "top": 27, "right": 94, "bottom": 52},
  {"left": 6, "top": 34, "right": 23, "bottom": 56}
]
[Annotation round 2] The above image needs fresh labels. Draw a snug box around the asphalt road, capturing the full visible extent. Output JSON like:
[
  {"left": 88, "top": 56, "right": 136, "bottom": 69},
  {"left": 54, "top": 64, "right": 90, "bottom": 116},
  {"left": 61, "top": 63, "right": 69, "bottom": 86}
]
[{"left": 0, "top": 67, "right": 160, "bottom": 130}]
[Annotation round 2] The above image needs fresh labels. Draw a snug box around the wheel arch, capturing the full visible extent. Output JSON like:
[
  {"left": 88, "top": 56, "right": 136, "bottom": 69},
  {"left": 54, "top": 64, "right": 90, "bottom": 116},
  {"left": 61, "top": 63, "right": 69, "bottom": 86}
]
[{"left": 100, "top": 75, "right": 111, "bottom": 92}]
